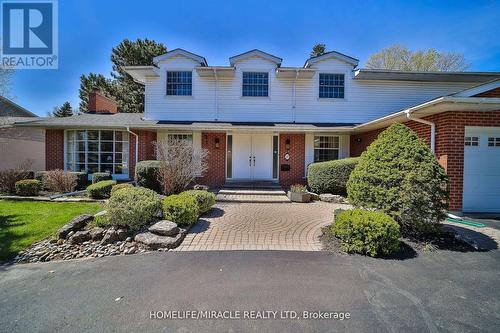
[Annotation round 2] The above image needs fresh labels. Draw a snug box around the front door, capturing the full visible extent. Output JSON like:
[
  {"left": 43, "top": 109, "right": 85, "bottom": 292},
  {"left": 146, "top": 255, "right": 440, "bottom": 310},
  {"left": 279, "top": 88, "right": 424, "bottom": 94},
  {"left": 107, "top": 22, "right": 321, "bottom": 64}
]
[{"left": 230, "top": 134, "right": 274, "bottom": 180}]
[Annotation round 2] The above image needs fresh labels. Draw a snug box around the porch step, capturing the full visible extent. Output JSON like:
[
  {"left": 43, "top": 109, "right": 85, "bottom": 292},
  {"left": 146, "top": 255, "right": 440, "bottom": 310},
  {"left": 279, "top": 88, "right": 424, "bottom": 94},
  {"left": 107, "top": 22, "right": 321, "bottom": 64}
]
[
  {"left": 218, "top": 189, "right": 286, "bottom": 196},
  {"left": 216, "top": 185, "right": 290, "bottom": 203},
  {"left": 223, "top": 180, "right": 281, "bottom": 190},
  {"left": 216, "top": 193, "right": 291, "bottom": 203}
]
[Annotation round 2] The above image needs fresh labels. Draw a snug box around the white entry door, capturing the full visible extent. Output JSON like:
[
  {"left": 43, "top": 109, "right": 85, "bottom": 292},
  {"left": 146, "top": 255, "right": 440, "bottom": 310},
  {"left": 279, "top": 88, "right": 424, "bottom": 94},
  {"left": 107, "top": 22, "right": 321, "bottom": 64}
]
[
  {"left": 231, "top": 134, "right": 274, "bottom": 180},
  {"left": 463, "top": 127, "right": 500, "bottom": 212}
]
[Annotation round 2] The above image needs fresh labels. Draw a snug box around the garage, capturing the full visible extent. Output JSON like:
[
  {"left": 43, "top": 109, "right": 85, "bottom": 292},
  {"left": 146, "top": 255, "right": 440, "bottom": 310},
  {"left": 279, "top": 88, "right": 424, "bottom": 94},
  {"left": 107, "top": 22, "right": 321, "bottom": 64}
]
[{"left": 463, "top": 126, "right": 500, "bottom": 212}]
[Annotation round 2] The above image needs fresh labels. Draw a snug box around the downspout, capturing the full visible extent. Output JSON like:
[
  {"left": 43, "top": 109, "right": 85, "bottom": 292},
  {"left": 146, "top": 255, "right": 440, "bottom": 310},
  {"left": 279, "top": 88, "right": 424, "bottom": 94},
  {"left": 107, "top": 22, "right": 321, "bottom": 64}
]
[
  {"left": 213, "top": 68, "right": 219, "bottom": 121},
  {"left": 292, "top": 69, "right": 299, "bottom": 123},
  {"left": 126, "top": 126, "right": 139, "bottom": 176},
  {"left": 405, "top": 110, "right": 435, "bottom": 152}
]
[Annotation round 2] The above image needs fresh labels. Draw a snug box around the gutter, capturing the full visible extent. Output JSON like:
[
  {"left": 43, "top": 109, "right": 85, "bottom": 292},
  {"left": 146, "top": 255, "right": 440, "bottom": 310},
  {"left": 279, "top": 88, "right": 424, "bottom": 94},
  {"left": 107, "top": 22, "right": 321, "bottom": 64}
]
[
  {"left": 405, "top": 110, "right": 435, "bottom": 152},
  {"left": 126, "top": 126, "right": 139, "bottom": 172}
]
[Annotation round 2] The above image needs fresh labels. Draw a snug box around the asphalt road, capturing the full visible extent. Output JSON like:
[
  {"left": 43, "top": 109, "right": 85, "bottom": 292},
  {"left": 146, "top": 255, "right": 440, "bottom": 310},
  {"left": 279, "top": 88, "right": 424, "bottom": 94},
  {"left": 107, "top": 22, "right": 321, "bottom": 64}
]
[{"left": 1, "top": 250, "right": 499, "bottom": 333}]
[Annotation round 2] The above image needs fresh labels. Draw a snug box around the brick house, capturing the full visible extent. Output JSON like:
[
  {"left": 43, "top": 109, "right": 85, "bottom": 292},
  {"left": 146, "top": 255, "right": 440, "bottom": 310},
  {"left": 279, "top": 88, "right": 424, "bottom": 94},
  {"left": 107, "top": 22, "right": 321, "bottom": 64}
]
[{"left": 16, "top": 49, "right": 500, "bottom": 213}]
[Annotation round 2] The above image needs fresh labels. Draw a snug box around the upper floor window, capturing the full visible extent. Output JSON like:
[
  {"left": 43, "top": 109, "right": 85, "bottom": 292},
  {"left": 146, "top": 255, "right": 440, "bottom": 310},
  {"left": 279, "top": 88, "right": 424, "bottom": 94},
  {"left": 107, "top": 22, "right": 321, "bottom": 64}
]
[
  {"left": 319, "top": 73, "right": 344, "bottom": 99},
  {"left": 166, "top": 71, "right": 192, "bottom": 96},
  {"left": 242, "top": 72, "right": 268, "bottom": 97},
  {"left": 314, "top": 136, "right": 339, "bottom": 162}
]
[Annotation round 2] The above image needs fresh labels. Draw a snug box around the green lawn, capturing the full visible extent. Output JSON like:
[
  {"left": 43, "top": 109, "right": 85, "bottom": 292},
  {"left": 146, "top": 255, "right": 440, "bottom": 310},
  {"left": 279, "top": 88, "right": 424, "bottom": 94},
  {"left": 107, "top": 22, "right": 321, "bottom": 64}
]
[{"left": 0, "top": 200, "right": 102, "bottom": 261}]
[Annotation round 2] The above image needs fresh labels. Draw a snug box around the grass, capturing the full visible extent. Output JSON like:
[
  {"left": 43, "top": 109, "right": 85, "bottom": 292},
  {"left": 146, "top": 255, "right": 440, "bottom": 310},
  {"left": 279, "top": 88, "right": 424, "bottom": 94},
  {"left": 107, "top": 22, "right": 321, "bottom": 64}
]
[{"left": 0, "top": 200, "right": 102, "bottom": 262}]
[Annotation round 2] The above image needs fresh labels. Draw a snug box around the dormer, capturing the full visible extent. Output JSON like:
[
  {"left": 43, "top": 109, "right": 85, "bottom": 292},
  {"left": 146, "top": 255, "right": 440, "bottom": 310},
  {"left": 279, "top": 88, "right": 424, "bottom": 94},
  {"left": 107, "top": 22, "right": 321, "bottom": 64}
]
[
  {"left": 153, "top": 48, "right": 208, "bottom": 67},
  {"left": 304, "top": 50, "right": 359, "bottom": 69},
  {"left": 229, "top": 49, "right": 282, "bottom": 67}
]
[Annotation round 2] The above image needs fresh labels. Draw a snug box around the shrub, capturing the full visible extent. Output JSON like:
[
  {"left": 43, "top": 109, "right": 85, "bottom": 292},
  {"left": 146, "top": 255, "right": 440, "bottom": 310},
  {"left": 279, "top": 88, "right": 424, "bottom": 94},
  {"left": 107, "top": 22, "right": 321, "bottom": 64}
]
[
  {"left": 332, "top": 209, "right": 400, "bottom": 257},
  {"left": 182, "top": 190, "right": 216, "bottom": 214},
  {"left": 34, "top": 171, "right": 47, "bottom": 183},
  {"left": 111, "top": 183, "right": 134, "bottom": 196},
  {"left": 15, "top": 179, "right": 41, "bottom": 196},
  {"left": 0, "top": 169, "right": 34, "bottom": 193},
  {"left": 308, "top": 157, "right": 359, "bottom": 195},
  {"left": 86, "top": 180, "right": 116, "bottom": 199},
  {"left": 162, "top": 194, "right": 199, "bottom": 226},
  {"left": 106, "top": 187, "right": 162, "bottom": 230},
  {"left": 42, "top": 169, "right": 77, "bottom": 193},
  {"left": 92, "top": 172, "right": 112, "bottom": 184},
  {"left": 135, "top": 160, "right": 161, "bottom": 193},
  {"left": 347, "top": 124, "right": 448, "bottom": 235},
  {"left": 290, "top": 184, "right": 308, "bottom": 193},
  {"left": 71, "top": 172, "right": 88, "bottom": 190}
]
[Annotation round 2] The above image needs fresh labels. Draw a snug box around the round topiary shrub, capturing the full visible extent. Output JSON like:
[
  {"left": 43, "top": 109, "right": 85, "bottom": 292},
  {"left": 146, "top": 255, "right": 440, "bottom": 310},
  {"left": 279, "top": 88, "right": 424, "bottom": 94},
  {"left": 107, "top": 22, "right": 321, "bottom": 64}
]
[
  {"left": 347, "top": 123, "right": 448, "bottom": 235},
  {"left": 92, "top": 172, "right": 112, "bottom": 184},
  {"left": 111, "top": 183, "right": 134, "bottom": 196},
  {"left": 86, "top": 180, "right": 116, "bottom": 199},
  {"left": 15, "top": 179, "right": 41, "bottom": 196},
  {"left": 135, "top": 160, "right": 161, "bottom": 193},
  {"left": 307, "top": 157, "right": 359, "bottom": 195},
  {"left": 106, "top": 186, "right": 162, "bottom": 230},
  {"left": 332, "top": 209, "right": 400, "bottom": 257},
  {"left": 182, "top": 190, "right": 216, "bottom": 214},
  {"left": 162, "top": 194, "right": 199, "bottom": 226}
]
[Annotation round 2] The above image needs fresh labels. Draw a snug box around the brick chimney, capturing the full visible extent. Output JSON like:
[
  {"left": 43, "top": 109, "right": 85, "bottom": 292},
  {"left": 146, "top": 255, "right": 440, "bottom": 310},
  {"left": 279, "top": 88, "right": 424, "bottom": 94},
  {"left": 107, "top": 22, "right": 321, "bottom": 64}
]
[{"left": 88, "top": 90, "right": 117, "bottom": 114}]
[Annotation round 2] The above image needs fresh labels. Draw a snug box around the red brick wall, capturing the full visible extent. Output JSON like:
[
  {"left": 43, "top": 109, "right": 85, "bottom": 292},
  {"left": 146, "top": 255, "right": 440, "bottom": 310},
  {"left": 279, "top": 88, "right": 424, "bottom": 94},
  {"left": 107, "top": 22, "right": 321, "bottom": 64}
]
[
  {"left": 129, "top": 130, "right": 157, "bottom": 179},
  {"left": 474, "top": 87, "right": 500, "bottom": 97},
  {"left": 279, "top": 133, "right": 305, "bottom": 187},
  {"left": 45, "top": 129, "right": 64, "bottom": 170},
  {"left": 198, "top": 132, "right": 226, "bottom": 187},
  {"left": 88, "top": 91, "right": 117, "bottom": 113},
  {"left": 350, "top": 111, "right": 500, "bottom": 211}
]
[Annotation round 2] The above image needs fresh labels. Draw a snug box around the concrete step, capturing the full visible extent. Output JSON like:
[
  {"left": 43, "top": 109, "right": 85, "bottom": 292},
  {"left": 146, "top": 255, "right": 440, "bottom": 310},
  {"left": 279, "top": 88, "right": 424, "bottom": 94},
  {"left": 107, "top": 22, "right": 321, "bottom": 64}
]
[
  {"left": 223, "top": 181, "right": 281, "bottom": 190},
  {"left": 218, "top": 189, "right": 287, "bottom": 196},
  {"left": 216, "top": 193, "right": 291, "bottom": 203}
]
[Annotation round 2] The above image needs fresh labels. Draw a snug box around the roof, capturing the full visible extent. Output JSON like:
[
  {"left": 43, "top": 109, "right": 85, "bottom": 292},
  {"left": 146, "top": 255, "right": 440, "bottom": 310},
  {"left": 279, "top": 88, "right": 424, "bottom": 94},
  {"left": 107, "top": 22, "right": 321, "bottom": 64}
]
[
  {"left": 229, "top": 49, "right": 282, "bottom": 66},
  {"left": 354, "top": 69, "right": 500, "bottom": 83},
  {"left": 0, "top": 96, "right": 37, "bottom": 117},
  {"left": 122, "top": 66, "right": 160, "bottom": 84},
  {"left": 16, "top": 113, "right": 155, "bottom": 129},
  {"left": 153, "top": 48, "right": 208, "bottom": 66},
  {"left": 0, "top": 116, "right": 40, "bottom": 128},
  {"left": 304, "top": 51, "right": 359, "bottom": 68}
]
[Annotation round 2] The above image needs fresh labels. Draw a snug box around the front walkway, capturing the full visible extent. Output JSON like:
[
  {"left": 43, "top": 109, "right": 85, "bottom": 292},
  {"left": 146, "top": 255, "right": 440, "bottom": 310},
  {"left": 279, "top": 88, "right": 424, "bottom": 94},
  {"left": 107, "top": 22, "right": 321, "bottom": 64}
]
[{"left": 175, "top": 201, "right": 348, "bottom": 251}]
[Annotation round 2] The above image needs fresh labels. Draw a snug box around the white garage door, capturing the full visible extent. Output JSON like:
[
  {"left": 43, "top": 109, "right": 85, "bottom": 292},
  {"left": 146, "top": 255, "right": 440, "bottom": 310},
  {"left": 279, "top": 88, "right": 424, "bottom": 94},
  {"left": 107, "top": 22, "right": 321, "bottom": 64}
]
[{"left": 463, "top": 127, "right": 500, "bottom": 212}]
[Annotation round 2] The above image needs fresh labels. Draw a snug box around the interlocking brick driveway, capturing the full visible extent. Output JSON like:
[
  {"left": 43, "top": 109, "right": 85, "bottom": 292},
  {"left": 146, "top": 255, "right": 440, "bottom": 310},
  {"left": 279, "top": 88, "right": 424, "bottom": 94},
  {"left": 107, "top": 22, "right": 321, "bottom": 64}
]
[{"left": 175, "top": 201, "right": 349, "bottom": 251}]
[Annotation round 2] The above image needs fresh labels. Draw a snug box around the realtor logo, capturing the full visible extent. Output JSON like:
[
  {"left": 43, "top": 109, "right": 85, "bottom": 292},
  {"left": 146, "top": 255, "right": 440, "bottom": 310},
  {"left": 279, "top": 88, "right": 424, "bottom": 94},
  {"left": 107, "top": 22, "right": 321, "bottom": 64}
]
[{"left": 1, "top": 0, "right": 58, "bottom": 69}]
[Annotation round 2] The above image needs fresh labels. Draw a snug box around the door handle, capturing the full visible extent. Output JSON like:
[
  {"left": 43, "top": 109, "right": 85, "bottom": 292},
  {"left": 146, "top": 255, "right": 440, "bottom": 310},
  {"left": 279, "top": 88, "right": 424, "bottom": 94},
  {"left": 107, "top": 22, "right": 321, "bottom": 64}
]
[{"left": 253, "top": 156, "right": 256, "bottom": 166}]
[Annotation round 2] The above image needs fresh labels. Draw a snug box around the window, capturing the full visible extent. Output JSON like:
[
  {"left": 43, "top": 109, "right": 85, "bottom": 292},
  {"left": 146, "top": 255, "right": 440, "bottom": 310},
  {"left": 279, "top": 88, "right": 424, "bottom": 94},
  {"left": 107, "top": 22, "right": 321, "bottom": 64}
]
[
  {"left": 464, "top": 136, "right": 479, "bottom": 147},
  {"left": 168, "top": 133, "right": 193, "bottom": 143},
  {"left": 66, "top": 130, "right": 129, "bottom": 175},
  {"left": 166, "top": 71, "right": 192, "bottom": 96},
  {"left": 242, "top": 72, "right": 268, "bottom": 97},
  {"left": 488, "top": 137, "right": 500, "bottom": 147},
  {"left": 314, "top": 136, "right": 339, "bottom": 162},
  {"left": 319, "top": 74, "right": 344, "bottom": 98}
]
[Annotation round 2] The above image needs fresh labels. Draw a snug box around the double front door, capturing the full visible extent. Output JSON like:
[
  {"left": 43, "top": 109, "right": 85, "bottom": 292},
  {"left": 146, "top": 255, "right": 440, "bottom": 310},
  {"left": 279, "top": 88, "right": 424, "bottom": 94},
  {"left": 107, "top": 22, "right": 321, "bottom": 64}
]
[{"left": 232, "top": 134, "right": 274, "bottom": 180}]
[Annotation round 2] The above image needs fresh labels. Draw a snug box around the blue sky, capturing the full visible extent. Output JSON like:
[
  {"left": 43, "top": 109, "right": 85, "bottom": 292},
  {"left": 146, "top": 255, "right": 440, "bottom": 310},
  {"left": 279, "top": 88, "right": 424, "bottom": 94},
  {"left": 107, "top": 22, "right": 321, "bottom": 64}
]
[{"left": 7, "top": 0, "right": 500, "bottom": 116}]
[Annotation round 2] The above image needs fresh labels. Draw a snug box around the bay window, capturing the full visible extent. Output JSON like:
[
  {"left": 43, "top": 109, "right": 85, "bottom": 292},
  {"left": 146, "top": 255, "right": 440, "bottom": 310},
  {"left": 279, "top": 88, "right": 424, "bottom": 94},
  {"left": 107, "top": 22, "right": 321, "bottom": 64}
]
[{"left": 66, "top": 130, "right": 129, "bottom": 175}]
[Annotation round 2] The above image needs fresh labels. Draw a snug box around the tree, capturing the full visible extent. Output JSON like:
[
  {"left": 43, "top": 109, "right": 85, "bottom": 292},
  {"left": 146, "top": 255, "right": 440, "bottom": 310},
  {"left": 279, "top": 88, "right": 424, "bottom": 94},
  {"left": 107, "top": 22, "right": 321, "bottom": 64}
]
[
  {"left": 0, "top": 46, "right": 14, "bottom": 97},
  {"left": 51, "top": 101, "right": 73, "bottom": 117},
  {"left": 79, "top": 38, "right": 167, "bottom": 113},
  {"left": 347, "top": 124, "right": 448, "bottom": 235},
  {"left": 365, "top": 44, "right": 469, "bottom": 71},
  {"left": 310, "top": 43, "right": 326, "bottom": 58}
]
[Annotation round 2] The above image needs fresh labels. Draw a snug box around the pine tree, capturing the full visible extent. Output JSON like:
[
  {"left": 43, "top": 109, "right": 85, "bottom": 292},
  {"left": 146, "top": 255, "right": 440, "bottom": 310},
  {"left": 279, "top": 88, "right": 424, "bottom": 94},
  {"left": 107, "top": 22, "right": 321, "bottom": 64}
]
[
  {"left": 52, "top": 101, "right": 74, "bottom": 117},
  {"left": 310, "top": 43, "right": 326, "bottom": 58}
]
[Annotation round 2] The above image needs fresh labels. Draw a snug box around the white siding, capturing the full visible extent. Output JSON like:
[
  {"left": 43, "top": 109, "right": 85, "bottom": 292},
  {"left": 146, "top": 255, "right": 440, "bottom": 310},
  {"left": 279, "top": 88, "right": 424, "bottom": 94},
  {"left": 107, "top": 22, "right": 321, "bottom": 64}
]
[{"left": 144, "top": 54, "right": 475, "bottom": 124}]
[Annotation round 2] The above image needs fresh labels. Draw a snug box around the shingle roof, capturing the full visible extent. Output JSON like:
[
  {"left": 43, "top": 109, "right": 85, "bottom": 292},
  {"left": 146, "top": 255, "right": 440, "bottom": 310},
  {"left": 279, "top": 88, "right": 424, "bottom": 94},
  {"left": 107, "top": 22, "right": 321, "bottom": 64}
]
[
  {"left": 15, "top": 113, "right": 156, "bottom": 129},
  {"left": 0, "top": 96, "right": 37, "bottom": 117}
]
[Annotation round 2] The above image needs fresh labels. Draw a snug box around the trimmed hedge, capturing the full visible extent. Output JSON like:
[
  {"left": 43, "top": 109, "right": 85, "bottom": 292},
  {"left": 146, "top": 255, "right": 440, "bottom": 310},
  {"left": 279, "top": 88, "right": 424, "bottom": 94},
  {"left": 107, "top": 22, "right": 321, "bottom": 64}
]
[
  {"left": 182, "top": 190, "right": 216, "bottom": 214},
  {"left": 92, "top": 172, "right": 112, "bottom": 184},
  {"left": 162, "top": 194, "right": 199, "bottom": 226},
  {"left": 135, "top": 160, "right": 161, "bottom": 193},
  {"left": 86, "top": 180, "right": 116, "bottom": 199},
  {"left": 106, "top": 187, "right": 162, "bottom": 230},
  {"left": 332, "top": 209, "right": 400, "bottom": 257},
  {"left": 307, "top": 157, "right": 359, "bottom": 195},
  {"left": 15, "top": 179, "right": 41, "bottom": 196},
  {"left": 72, "top": 172, "right": 88, "bottom": 190},
  {"left": 347, "top": 124, "right": 448, "bottom": 235},
  {"left": 111, "top": 183, "right": 134, "bottom": 196}
]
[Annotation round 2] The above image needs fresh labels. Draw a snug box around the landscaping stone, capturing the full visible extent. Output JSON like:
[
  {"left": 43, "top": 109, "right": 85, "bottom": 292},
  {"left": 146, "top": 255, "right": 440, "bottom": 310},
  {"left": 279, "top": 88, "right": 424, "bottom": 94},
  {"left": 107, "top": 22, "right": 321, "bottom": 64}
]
[
  {"left": 148, "top": 220, "right": 179, "bottom": 236},
  {"left": 319, "top": 193, "right": 347, "bottom": 204},
  {"left": 134, "top": 232, "right": 184, "bottom": 249},
  {"left": 308, "top": 192, "right": 320, "bottom": 201},
  {"left": 101, "top": 229, "right": 120, "bottom": 245},
  {"left": 89, "top": 227, "right": 105, "bottom": 241},
  {"left": 68, "top": 230, "right": 91, "bottom": 244},
  {"left": 58, "top": 214, "right": 94, "bottom": 239},
  {"left": 116, "top": 229, "right": 128, "bottom": 241}
]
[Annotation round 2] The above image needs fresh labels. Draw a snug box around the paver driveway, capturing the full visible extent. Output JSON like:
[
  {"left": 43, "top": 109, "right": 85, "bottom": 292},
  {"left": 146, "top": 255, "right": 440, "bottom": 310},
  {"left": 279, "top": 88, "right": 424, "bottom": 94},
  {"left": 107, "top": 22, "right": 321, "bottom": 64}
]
[{"left": 175, "top": 201, "right": 349, "bottom": 251}]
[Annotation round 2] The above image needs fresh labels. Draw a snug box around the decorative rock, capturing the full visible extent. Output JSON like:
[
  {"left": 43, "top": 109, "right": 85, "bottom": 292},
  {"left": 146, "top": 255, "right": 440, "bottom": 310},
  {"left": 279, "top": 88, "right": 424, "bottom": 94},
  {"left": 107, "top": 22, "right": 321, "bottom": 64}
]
[
  {"left": 134, "top": 232, "right": 184, "bottom": 250},
  {"left": 68, "top": 231, "right": 91, "bottom": 244},
  {"left": 101, "top": 229, "right": 119, "bottom": 245},
  {"left": 116, "top": 229, "right": 128, "bottom": 241},
  {"left": 65, "top": 231, "right": 75, "bottom": 239},
  {"left": 319, "top": 193, "right": 347, "bottom": 204},
  {"left": 308, "top": 192, "right": 320, "bottom": 201},
  {"left": 90, "top": 227, "right": 105, "bottom": 241},
  {"left": 148, "top": 220, "right": 179, "bottom": 236},
  {"left": 193, "top": 184, "right": 209, "bottom": 191},
  {"left": 58, "top": 214, "right": 94, "bottom": 239}
]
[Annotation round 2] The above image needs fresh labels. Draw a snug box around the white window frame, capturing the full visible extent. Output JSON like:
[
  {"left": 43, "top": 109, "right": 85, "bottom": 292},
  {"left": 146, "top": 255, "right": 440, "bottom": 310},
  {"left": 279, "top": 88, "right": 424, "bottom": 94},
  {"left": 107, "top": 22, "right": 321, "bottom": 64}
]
[
  {"left": 313, "top": 135, "right": 340, "bottom": 162},
  {"left": 165, "top": 70, "right": 194, "bottom": 98},
  {"left": 241, "top": 71, "right": 269, "bottom": 98},
  {"left": 318, "top": 73, "right": 345, "bottom": 99}
]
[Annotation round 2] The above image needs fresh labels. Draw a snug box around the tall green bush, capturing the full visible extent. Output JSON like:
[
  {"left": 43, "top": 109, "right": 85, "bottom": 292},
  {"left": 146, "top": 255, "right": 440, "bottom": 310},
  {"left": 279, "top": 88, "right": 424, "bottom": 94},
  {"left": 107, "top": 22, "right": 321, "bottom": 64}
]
[
  {"left": 347, "top": 124, "right": 448, "bottom": 235},
  {"left": 307, "top": 157, "right": 359, "bottom": 195},
  {"left": 135, "top": 160, "right": 161, "bottom": 193}
]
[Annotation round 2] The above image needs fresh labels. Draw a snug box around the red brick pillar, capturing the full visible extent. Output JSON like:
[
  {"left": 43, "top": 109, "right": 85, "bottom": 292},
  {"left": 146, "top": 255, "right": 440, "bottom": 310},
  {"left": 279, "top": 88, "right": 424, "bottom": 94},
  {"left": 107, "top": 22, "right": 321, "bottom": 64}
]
[
  {"left": 45, "top": 129, "right": 64, "bottom": 170},
  {"left": 200, "top": 132, "right": 226, "bottom": 187},
  {"left": 279, "top": 133, "right": 305, "bottom": 187}
]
